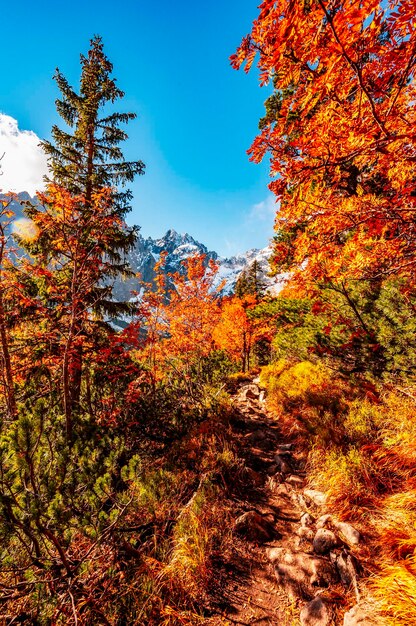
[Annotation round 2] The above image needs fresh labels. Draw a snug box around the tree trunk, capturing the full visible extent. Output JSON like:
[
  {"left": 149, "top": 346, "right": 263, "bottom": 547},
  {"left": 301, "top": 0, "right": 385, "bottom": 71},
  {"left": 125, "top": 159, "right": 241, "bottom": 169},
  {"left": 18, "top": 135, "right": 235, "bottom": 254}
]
[
  {"left": 70, "top": 342, "right": 83, "bottom": 415},
  {"left": 242, "top": 331, "right": 247, "bottom": 372},
  {"left": 62, "top": 339, "right": 73, "bottom": 442},
  {"left": 0, "top": 292, "right": 17, "bottom": 420}
]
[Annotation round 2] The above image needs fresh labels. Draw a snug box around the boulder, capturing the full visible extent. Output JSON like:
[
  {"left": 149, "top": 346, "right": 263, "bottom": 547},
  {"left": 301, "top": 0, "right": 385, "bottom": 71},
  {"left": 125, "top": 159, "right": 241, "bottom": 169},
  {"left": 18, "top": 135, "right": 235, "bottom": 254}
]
[
  {"left": 300, "top": 596, "right": 332, "bottom": 626},
  {"left": 304, "top": 489, "right": 328, "bottom": 507},
  {"left": 301, "top": 512, "right": 315, "bottom": 527},
  {"left": 267, "top": 547, "right": 337, "bottom": 596},
  {"left": 344, "top": 604, "right": 376, "bottom": 625},
  {"left": 316, "top": 514, "right": 332, "bottom": 529},
  {"left": 334, "top": 521, "right": 361, "bottom": 546},
  {"left": 313, "top": 529, "right": 339, "bottom": 555},
  {"left": 234, "top": 510, "right": 276, "bottom": 542},
  {"left": 333, "top": 550, "right": 358, "bottom": 588}
]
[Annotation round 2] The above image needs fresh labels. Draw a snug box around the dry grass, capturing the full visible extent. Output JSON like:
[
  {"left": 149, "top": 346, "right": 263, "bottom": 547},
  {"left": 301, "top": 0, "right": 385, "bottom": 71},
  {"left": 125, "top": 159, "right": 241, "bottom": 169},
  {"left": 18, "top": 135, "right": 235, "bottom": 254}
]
[
  {"left": 307, "top": 446, "right": 379, "bottom": 519},
  {"left": 164, "top": 482, "right": 222, "bottom": 599},
  {"left": 372, "top": 557, "right": 416, "bottom": 626},
  {"left": 261, "top": 361, "right": 416, "bottom": 623}
]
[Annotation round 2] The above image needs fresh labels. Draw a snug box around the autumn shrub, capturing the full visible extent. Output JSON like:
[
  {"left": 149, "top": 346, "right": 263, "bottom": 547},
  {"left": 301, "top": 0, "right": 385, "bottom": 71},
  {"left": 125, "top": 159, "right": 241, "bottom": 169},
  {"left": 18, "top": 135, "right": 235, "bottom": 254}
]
[
  {"left": 259, "top": 359, "right": 291, "bottom": 387},
  {"left": 377, "top": 391, "right": 416, "bottom": 466},
  {"left": 225, "top": 370, "right": 253, "bottom": 392},
  {"left": 308, "top": 446, "right": 380, "bottom": 519},
  {"left": 271, "top": 361, "right": 349, "bottom": 411},
  {"left": 198, "top": 384, "right": 233, "bottom": 417},
  {"left": 110, "top": 401, "right": 237, "bottom": 623},
  {"left": 343, "top": 398, "right": 381, "bottom": 444},
  {"left": 261, "top": 360, "right": 353, "bottom": 445},
  {"left": 133, "top": 459, "right": 234, "bottom": 622},
  {"left": 306, "top": 391, "right": 416, "bottom": 512},
  {"left": 123, "top": 459, "right": 192, "bottom": 519}
]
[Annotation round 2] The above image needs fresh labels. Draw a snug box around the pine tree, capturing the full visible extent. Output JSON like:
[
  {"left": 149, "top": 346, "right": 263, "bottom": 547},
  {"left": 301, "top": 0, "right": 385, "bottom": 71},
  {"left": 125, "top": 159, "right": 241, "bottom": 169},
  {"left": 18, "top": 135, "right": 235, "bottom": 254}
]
[
  {"left": 235, "top": 261, "right": 264, "bottom": 300},
  {"left": 42, "top": 35, "right": 145, "bottom": 214},
  {"left": 38, "top": 35, "right": 145, "bottom": 313},
  {"left": 235, "top": 269, "right": 249, "bottom": 299},
  {"left": 39, "top": 35, "right": 144, "bottom": 322},
  {"left": 247, "top": 260, "right": 265, "bottom": 300},
  {"left": 22, "top": 36, "right": 145, "bottom": 436}
]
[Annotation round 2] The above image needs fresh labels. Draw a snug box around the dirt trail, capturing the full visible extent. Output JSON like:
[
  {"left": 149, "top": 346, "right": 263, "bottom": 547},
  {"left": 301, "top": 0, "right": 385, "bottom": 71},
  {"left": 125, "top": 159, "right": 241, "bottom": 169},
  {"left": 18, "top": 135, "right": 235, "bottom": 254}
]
[{"left": 213, "top": 380, "right": 364, "bottom": 626}]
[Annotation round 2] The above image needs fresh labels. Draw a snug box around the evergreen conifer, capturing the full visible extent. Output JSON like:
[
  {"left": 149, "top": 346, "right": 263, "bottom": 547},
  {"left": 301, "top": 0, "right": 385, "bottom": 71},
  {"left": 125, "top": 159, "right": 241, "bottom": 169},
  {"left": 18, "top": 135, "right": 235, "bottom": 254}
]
[{"left": 22, "top": 36, "right": 145, "bottom": 433}]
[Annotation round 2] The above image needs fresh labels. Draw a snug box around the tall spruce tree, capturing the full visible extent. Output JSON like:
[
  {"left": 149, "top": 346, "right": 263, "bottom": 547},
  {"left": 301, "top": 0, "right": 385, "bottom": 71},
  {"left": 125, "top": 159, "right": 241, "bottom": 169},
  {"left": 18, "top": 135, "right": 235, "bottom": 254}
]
[
  {"left": 38, "top": 34, "right": 145, "bottom": 319},
  {"left": 23, "top": 36, "right": 145, "bottom": 435}
]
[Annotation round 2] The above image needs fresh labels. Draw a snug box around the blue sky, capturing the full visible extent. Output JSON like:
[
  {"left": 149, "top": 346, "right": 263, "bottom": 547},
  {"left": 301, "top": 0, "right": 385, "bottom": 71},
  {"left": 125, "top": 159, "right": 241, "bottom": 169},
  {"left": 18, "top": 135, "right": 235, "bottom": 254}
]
[{"left": 1, "top": 0, "right": 276, "bottom": 256}]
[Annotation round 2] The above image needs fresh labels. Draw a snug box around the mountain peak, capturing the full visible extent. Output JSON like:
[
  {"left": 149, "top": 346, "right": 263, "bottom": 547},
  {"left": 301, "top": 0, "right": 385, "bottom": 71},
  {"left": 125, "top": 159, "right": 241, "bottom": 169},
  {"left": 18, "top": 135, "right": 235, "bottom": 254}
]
[
  {"left": 153, "top": 229, "right": 201, "bottom": 252},
  {"left": 165, "top": 228, "right": 179, "bottom": 239},
  {"left": 110, "top": 227, "right": 285, "bottom": 304}
]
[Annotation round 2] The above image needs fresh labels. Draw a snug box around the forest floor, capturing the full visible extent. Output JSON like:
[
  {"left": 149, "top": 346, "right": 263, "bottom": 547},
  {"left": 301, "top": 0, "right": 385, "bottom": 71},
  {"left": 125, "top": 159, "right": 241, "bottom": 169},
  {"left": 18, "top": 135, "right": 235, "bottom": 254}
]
[{"left": 207, "top": 381, "right": 369, "bottom": 626}]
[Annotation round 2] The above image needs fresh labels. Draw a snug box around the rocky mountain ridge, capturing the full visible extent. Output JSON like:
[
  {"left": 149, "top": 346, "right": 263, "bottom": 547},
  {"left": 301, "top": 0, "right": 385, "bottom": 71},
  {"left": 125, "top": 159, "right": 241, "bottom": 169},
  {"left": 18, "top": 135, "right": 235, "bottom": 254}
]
[
  {"left": 112, "top": 227, "right": 286, "bottom": 301},
  {"left": 2, "top": 192, "right": 287, "bottom": 299}
]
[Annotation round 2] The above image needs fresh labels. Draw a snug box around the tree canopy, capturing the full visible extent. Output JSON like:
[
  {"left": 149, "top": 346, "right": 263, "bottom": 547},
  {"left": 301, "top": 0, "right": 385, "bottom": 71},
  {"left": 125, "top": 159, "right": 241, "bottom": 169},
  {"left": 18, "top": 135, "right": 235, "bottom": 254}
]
[{"left": 232, "top": 0, "right": 416, "bottom": 286}]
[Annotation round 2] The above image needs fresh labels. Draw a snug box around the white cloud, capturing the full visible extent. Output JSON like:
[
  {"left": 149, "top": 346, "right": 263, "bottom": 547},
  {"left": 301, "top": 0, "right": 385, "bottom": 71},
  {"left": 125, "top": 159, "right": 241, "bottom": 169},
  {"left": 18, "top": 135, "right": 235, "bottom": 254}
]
[
  {"left": 248, "top": 194, "right": 277, "bottom": 223},
  {"left": 220, "top": 195, "right": 279, "bottom": 257},
  {"left": 0, "top": 114, "right": 48, "bottom": 195}
]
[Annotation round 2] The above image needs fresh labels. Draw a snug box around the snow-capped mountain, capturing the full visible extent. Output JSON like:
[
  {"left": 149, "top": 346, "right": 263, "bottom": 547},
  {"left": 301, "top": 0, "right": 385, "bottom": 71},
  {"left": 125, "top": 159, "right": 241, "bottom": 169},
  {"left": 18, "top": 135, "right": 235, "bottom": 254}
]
[
  {"left": 112, "top": 228, "right": 287, "bottom": 301},
  {"left": 1, "top": 192, "right": 287, "bottom": 299},
  {"left": 112, "top": 228, "right": 218, "bottom": 300}
]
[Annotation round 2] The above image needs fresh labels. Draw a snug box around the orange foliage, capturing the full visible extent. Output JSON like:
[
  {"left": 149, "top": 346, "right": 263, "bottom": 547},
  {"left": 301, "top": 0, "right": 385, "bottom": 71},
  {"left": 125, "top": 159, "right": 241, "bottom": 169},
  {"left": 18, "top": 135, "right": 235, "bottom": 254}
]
[
  {"left": 0, "top": 195, "right": 19, "bottom": 418},
  {"left": 15, "top": 185, "right": 132, "bottom": 435},
  {"left": 213, "top": 296, "right": 256, "bottom": 371},
  {"left": 138, "top": 254, "right": 221, "bottom": 393},
  {"left": 164, "top": 255, "right": 220, "bottom": 364},
  {"left": 232, "top": 1, "right": 416, "bottom": 285}
]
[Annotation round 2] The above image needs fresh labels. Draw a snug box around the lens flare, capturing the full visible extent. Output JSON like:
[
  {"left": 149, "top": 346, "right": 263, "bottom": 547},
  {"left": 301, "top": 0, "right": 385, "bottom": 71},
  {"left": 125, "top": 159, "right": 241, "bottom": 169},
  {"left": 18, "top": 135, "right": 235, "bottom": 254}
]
[{"left": 12, "top": 218, "right": 39, "bottom": 242}]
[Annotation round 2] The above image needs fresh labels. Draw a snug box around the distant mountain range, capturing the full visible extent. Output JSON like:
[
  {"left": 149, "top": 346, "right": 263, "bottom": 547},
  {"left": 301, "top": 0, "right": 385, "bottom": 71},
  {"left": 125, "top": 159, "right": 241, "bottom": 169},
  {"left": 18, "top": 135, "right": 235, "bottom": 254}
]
[{"left": 2, "top": 192, "right": 288, "bottom": 301}]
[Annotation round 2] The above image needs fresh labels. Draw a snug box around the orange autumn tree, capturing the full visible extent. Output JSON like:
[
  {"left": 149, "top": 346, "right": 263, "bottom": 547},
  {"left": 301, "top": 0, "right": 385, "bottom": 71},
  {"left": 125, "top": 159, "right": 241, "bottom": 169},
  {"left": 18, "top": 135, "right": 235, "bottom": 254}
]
[
  {"left": 214, "top": 296, "right": 256, "bottom": 372},
  {"left": 20, "top": 185, "right": 137, "bottom": 439},
  {"left": 232, "top": 0, "right": 416, "bottom": 287},
  {"left": 142, "top": 254, "right": 221, "bottom": 397},
  {"left": 134, "top": 252, "right": 168, "bottom": 395},
  {"left": 0, "top": 196, "right": 42, "bottom": 421}
]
